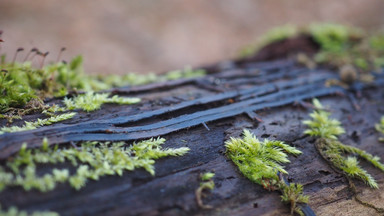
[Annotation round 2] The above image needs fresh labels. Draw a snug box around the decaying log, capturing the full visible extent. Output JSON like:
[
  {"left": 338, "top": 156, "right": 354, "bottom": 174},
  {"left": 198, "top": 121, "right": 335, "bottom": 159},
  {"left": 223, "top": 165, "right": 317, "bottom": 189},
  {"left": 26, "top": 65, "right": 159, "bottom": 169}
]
[{"left": 1, "top": 58, "right": 384, "bottom": 216}]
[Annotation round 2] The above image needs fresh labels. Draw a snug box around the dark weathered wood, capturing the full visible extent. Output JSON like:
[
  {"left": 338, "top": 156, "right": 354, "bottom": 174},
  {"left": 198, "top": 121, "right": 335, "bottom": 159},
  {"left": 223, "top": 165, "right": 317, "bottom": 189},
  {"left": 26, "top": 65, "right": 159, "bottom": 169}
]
[
  {"left": 0, "top": 67, "right": 340, "bottom": 158},
  {"left": 1, "top": 58, "right": 384, "bottom": 216}
]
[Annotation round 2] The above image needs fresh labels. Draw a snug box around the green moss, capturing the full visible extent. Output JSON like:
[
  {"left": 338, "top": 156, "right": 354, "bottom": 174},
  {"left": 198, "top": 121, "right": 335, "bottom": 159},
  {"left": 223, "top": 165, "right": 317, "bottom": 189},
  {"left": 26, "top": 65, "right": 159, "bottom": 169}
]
[
  {"left": 0, "top": 47, "right": 205, "bottom": 117},
  {"left": 0, "top": 55, "right": 134, "bottom": 114},
  {"left": 165, "top": 66, "right": 206, "bottom": 80},
  {"left": 375, "top": 116, "right": 384, "bottom": 142},
  {"left": 308, "top": 23, "right": 369, "bottom": 71},
  {"left": 226, "top": 129, "right": 301, "bottom": 187},
  {"left": 369, "top": 34, "right": 384, "bottom": 52},
  {"left": 309, "top": 24, "right": 384, "bottom": 74},
  {"left": 90, "top": 66, "right": 206, "bottom": 89},
  {"left": 0, "top": 205, "right": 59, "bottom": 216},
  {"left": 0, "top": 112, "right": 76, "bottom": 134},
  {"left": 1, "top": 50, "right": 208, "bottom": 129},
  {"left": 0, "top": 66, "right": 36, "bottom": 113},
  {"left": 309, "top": 23, "right": 361, "bottom": 53},
  {"left": 63, "top": 92, "right": 140, "bottom": 112},
  {"left": 0, "top": 137, "right": 190, "bottom": 192},
  {"left": 302, "top": 99, "right": 345, "bottom": 139},
  {"left": 201, "top": 172, "right": 215, "bottom": 181},
  {"left": 279, "top": 182, "right": 309, "bottom": 216},
  {"left": 0, "top": 56, "right": 88, "bottom": 113},
  {"left": 240, "top": 23, "right": 384, "bottom": 75},
  {"left": 303, "top": 99, "right": 384, "bottom": 188},
  {"left": 226, "top": 130, "right": 308, "bottom": 215}
]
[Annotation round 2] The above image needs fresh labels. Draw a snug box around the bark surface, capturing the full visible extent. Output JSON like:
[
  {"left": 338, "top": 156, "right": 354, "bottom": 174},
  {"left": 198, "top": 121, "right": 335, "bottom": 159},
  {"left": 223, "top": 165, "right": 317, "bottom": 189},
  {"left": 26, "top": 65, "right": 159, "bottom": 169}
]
[{"left": 0, "top": 58, "right": 383, "bottom": 216}]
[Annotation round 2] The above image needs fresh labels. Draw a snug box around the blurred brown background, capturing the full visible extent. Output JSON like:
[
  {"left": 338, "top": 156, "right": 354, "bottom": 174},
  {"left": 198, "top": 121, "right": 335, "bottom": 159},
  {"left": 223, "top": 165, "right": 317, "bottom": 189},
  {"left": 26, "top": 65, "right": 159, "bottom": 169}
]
[{"left": 1, "top": 0, "right": 384, "bottom": 75}]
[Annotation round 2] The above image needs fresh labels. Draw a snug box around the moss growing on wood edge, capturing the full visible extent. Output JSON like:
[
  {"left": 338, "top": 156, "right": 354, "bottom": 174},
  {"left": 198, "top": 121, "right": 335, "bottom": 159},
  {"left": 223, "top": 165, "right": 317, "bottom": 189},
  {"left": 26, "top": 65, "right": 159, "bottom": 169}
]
[
  {"left": 239, "top": 23, "right": 384, "bottom": 79},
  {"left": 0, "top": 92, "right": 140, "bottom": 134},
  {"left": 225, "top": 129, "right": 308, "bottom": 216},
  {"left": 0, "top": 40, "right": 205, "bottom": 132},
  {"left": 0, "top": 137, "right": 190, "bottom": 192},
  {"left": 0, "top": 112, "right": 76, "bottom": 134},
  {"left": 0, "top": 205, "right": 58, "bottom": 216},
  {"left": 0, "top": 51, "right": 205, "bottom": 116},
  {"left": 63, "top": 92, "right": 141, "bottom": 112},
  {"left": 303, "top": 98, "right": 384, "bottom": 189}
]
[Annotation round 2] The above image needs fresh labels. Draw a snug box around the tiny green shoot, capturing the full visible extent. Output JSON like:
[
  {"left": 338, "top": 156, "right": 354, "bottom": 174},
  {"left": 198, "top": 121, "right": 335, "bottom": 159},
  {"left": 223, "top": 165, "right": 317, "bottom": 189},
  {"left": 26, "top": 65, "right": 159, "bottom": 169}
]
[
  {"left": 375, "top": 116, "right": 384, "bottom": 142},
  {"left": 195, "top": 172, "right": 215, "bottom": 209}
]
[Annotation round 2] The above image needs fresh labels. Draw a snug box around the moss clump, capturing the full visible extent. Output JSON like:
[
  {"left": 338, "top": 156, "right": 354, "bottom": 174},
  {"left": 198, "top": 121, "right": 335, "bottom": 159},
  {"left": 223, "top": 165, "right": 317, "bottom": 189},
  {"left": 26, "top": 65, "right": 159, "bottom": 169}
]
[
  {"left": 0, "top": 55, "right": 142, "bottom": 115},
  {"left": 308, "top": 23, "right": 381, "bottom": 73},
  {"left": 226, "top": 129, "right": 308, "bottom": 215},
  {"left": 0, "top": 137, "right": 189, "bottom": 192},
  {"left": 0, "top": 42, "right": 206, "bottom": 132},
  {"left": 240, "top": 23, "right": 384, "bottom": 76},
  {"left": 63, "top": 92, "right": 140, "bottom": 112},
  {"left": 0, "top": 44, "right": 205, "bottom": 117},
  {"left": 0, "top": 68, "right": 36, "bottom": 113},
  {"left": 303, "top": 99, "right": 384, "bottom": 188},
  {"left": 0, "top": 205, "right": 58, "bottom": 216},
  {"left": 0, "top": 112, "right": 76, "bottom": 134},
  {"left": 375, "top": 116, "right": 384, "bottom": 142},
  {"left": 90, "top": 66, "right": 206, "bottom": 89},
  {"left": 226, "top": 129, "right": 301, "bottom": 187},
  {"left": 309, "top": 23, "right": 361, "bottom": 54},
  {"left": 303, "top": 98, "right": 345, "bottom": 139},
  {"left": 0, "top": 56, "right": 88, "bottom": 113}
]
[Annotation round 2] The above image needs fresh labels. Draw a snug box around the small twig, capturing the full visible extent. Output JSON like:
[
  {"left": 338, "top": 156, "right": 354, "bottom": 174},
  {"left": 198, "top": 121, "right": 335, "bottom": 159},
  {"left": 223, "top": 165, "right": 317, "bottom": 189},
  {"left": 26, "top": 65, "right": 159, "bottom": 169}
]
[{"left": 202, "top": 122, "right": 210, "bottom": 131}]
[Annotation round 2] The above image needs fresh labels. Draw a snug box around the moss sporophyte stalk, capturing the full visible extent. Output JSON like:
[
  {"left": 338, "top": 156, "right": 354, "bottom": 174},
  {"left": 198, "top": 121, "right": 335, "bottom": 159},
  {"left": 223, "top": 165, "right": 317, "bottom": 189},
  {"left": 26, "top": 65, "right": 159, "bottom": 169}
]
[{"left": 225, "top": 129, "right": 309, "bottom": 216}]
